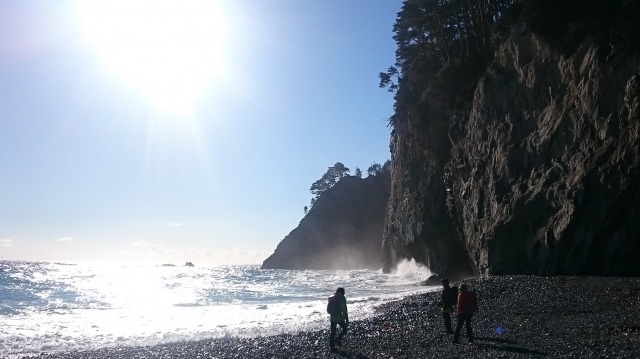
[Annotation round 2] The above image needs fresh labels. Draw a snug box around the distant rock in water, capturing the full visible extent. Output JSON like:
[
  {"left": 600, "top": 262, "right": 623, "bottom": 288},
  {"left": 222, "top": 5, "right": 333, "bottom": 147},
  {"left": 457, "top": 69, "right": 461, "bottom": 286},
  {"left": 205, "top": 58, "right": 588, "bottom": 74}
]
[
  {"left": 184, "top": 262, "right": 194, "bottom": 267},
  {"left": 382, "top": 1, "right": 640, "bottom": 277},
  {"left": 262, "top": 172, "right": 390, "bottom": 270}
]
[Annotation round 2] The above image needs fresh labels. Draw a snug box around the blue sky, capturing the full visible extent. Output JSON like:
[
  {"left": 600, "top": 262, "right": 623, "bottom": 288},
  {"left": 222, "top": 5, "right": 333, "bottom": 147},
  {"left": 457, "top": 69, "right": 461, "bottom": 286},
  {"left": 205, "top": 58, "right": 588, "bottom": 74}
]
[{"left": 0, "top": 0, "right": 401, "bottom": 264}]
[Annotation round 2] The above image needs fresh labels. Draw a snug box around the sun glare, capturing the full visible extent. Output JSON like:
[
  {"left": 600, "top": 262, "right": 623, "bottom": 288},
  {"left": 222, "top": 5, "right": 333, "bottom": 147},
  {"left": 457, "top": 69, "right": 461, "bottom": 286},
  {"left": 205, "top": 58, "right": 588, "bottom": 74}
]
[{"left": 77, "top": 0, "right": 226, "bottom": 113}]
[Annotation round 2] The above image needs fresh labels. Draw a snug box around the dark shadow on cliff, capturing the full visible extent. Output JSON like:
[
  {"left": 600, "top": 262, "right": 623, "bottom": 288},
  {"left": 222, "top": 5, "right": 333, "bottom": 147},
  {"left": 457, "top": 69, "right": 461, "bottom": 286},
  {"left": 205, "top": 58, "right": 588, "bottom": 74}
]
[
  {"left": 474, "top": 336, "right": 547, "bottom": 355},
  {"left": 262, "top": 169, "right": 391, "bottom": 270}
]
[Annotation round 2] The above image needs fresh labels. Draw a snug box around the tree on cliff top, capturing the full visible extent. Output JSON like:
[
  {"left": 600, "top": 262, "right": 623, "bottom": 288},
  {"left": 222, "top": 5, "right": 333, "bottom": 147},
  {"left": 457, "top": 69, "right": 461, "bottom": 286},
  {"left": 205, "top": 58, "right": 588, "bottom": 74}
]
[
  {"left": 380, "top": 0, "right": 634, "bottom": 107},
  {"left": 367, "top": 160, "right": 391, "bottom": 176},
  {"left": 310, "top": 162, "right": 350, "bottom": 201},
  {"left": 380, "top": 0, "right": 519, "bottom": 124}
]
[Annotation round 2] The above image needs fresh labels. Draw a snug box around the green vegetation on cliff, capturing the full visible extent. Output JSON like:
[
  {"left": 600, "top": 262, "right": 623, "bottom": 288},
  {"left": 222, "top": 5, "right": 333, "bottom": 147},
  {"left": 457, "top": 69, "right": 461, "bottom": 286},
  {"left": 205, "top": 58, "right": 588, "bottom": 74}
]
[{"left": 382, "top": 0, "right": 640, "bottom": 135}]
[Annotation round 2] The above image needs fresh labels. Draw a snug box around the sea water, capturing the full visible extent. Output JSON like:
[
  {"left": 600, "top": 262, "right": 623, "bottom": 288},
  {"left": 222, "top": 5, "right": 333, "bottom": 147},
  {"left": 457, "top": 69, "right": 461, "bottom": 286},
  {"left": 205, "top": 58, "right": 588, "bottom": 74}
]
[{"left": 0, "top": 260, "right": 434, "bottom": 357}]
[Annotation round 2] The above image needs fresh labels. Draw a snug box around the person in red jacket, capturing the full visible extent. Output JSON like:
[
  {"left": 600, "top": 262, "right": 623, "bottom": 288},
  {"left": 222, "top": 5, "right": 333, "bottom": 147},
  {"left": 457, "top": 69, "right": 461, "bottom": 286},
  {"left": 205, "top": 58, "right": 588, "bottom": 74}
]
[{"left": 453, "top": 283, "right": 478, "bottom": 344}]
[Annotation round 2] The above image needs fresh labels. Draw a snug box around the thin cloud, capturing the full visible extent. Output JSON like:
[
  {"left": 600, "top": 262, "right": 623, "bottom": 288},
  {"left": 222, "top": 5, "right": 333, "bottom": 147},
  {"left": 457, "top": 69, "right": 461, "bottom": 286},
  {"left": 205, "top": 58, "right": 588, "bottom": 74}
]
[
  {"left": 169, "top": 222, "right": 183, "bottom": 227},
  {"left": 129, "top": 241, "right": 168, "bottom": 254},
  {"left": 131, "top": 240, "right": 151, "bottom": 248},
  {"left": 0, "top": 239, "right": 12, "bottom": 247},
  {"left": 57, "top": 237, "right": 74, "bottom": 242}
]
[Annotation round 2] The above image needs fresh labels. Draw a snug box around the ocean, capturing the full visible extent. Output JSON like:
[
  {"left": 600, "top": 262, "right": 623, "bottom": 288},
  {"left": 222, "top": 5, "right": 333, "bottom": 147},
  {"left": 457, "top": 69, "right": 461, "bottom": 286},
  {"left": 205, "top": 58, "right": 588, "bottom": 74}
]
[{"left": 0, "top": 260, "right": 434, "bottom": 358}]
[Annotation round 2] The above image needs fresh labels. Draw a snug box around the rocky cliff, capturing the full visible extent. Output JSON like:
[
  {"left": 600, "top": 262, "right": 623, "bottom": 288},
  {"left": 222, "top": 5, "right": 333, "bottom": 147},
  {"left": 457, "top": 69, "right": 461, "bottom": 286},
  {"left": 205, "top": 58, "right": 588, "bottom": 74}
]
[
  {"left": 383, "top": 1, "right": 640, "bottom": 277},
  {"left": 262, "top": 172, "right": 390, "bottom": 270}
]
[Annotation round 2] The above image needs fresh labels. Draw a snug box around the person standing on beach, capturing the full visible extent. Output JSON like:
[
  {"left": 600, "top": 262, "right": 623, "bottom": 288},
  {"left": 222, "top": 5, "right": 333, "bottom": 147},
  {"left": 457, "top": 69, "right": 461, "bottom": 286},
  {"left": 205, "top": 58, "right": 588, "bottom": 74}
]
[
  {"left": 453, "top": 283, "right": 478, "bottom": 344},
  {"left": 328, "top": 287, "right": 348, "bottom": 352},
  {"left": 439, "top": 278, "right": 456, "bottom": 334}
]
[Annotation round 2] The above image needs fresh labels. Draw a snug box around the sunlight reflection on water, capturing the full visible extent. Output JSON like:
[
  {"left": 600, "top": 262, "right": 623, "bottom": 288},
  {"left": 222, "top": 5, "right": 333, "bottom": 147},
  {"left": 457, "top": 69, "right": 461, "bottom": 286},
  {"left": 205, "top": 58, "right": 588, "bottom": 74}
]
[{"left": 0, "top": 260, "right": 433, "bottom": 357}]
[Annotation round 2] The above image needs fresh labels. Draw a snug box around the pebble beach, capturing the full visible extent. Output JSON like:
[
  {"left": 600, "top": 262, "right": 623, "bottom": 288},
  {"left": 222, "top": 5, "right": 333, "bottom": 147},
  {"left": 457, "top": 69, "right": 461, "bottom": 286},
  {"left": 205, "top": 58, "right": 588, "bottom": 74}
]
[{"left": 24, "top": 276, "right": 640, "bottom": 359}]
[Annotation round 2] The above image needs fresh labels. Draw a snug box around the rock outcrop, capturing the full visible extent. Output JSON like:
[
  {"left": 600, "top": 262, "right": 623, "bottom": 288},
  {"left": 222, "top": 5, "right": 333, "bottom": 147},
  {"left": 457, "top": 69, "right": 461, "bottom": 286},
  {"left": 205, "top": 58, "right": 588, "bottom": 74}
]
[
  {"left": 383, "top": 1, "right": 640, "bottom": 277},
  {"left": 262, "top": 172, "right": 390, "bottom": 270},
  {"left": 451, "top": 31, "right": 640, "bottom": 276}
]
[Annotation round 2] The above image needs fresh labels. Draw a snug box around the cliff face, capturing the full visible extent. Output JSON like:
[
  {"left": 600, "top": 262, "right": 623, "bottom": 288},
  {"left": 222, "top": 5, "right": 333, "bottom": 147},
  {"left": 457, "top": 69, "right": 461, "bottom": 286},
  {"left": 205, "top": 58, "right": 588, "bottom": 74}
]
[
  {"left": 383, "top": 10, "right": 640, "bottom": 276},
  {"left": 453, "top": 29, "right": 640, "bottom": 276},
  {"left": 262, "top": 172, "right": 390, "bottom": 270}
]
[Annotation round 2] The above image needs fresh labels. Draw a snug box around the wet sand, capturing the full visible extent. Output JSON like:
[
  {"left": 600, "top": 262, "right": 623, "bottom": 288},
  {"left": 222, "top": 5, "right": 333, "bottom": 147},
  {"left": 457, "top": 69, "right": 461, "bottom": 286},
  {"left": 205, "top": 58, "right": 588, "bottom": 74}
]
[{"left": 23, "top": 275, "right": 640, "bottom": 358}]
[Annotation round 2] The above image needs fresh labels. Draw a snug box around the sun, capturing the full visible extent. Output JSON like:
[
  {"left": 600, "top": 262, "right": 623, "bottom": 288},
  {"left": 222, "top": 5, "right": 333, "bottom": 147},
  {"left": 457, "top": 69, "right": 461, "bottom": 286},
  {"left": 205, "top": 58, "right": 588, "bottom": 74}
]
[{"left": 77, "top": 0, "right": 226, "bottom": 113}]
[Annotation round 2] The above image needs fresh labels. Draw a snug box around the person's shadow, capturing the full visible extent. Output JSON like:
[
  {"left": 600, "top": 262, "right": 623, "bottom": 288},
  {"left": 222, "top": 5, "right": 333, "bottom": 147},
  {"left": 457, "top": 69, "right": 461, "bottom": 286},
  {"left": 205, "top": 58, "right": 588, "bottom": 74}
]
[
  {"left": 331, "top": 349, "right": 370, "bottom": 359},
  {"left": 474, "top": 336, "right": 547, "bottom": 355}
]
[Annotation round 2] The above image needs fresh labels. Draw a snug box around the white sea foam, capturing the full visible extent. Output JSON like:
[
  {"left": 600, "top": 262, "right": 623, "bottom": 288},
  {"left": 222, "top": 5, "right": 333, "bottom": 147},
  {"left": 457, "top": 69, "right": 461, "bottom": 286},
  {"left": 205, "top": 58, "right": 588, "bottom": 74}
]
[{"left": 0, "top": 260, "right": 436, "bottom": 357}]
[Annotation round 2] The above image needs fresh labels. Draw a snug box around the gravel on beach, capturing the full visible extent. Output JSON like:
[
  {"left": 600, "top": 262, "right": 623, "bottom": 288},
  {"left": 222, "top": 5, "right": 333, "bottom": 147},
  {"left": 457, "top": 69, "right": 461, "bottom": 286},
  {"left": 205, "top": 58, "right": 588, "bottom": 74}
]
[{"left": 24, "top": 276, "right": 640, "bottom": 359}]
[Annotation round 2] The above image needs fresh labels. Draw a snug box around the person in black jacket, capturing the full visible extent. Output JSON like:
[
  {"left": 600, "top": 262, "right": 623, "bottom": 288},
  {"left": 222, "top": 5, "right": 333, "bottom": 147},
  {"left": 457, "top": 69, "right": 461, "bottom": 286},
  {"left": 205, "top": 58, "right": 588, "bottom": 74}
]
[
  {"left": 439, "top": 278, "right": 455, "bottom": 334},
  {"left": 328, "top": 287, "right": 348, "bottom": 352}
]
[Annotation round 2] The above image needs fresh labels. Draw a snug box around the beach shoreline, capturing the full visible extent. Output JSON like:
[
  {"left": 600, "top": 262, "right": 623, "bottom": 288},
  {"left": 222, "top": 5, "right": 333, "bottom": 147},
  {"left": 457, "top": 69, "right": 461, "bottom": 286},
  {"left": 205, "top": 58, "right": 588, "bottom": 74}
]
[{"left": 20, "top": 275, "right": 640, "bottom": 359}]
